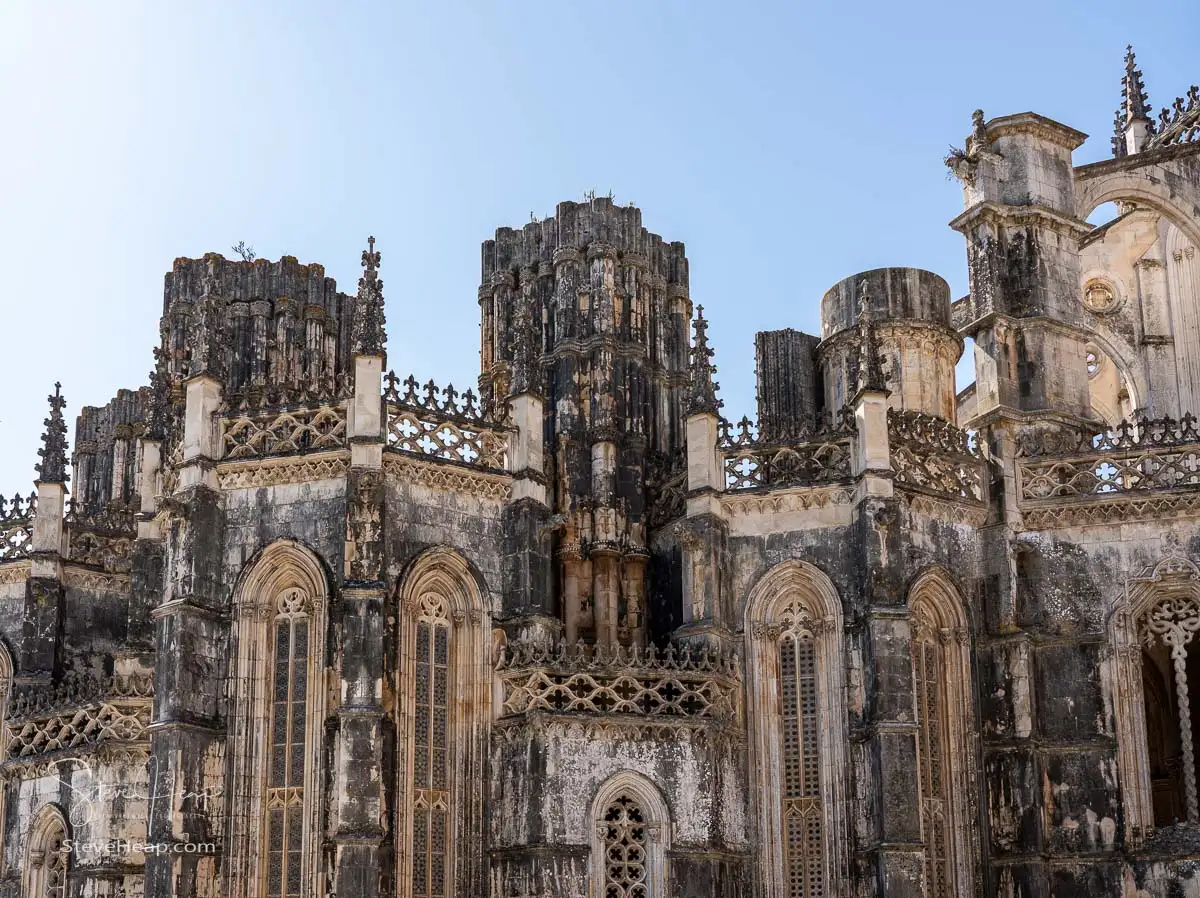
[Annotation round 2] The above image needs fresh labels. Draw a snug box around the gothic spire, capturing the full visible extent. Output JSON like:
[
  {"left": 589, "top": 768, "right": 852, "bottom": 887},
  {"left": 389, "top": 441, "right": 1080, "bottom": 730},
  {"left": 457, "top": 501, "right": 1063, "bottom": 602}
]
[
  {"left": 685, "top": 305, "right": 721, "bottom": 416},
  {"left": 853, "top": 283, "right": 888, "bottom": 396},
  {"left": 1122, "top": 44, "right": 1152, "bottom": 127},
  {"left": 35, "top": 382, "right": 69, "bottom": 484},
  {"left": 352, "top": 235, "right": 387, "bottom": 356}
]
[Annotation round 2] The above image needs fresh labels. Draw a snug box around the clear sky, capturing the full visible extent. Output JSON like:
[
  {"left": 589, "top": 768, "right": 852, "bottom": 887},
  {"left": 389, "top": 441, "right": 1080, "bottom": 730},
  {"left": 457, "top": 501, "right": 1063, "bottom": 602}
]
[{"left": 0, "top": 1, "right": 1195, "bottom": 495}]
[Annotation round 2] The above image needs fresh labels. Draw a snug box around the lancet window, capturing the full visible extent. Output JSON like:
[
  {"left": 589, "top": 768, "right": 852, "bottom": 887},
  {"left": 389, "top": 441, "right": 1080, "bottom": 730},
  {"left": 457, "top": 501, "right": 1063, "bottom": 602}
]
[
  {"left": 907, "top": 573, "right": 976, "bottom": 898},
  {"left": 397, "top": 548, "right": 491, "bottom": 898},
  {"left": 227, "top": 541, "right": 329, "bottom": 898},
  {"left": 265, "top": 588, "right": 311, "bottom": 898},
  {"left": 912, "top": 610, "right": 953, "bottom": 898},
  {"left": 25, "top": 809, "right": 68, "bottom": 898},
  {"left": 410, "top": 594, "right": 452, "bottom": 898},
  {"left": 745, "top": 561, "right": 848, "bottom": 898},
  {"left": 778, "top": 622, "right": 825, "bottom": 897}
]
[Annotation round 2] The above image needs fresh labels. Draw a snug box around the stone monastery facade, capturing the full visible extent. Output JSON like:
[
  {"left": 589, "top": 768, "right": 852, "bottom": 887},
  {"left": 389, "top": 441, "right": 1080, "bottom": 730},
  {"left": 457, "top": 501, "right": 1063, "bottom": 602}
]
[{"left": 1, "top": 48, "right": 1199, "bottom": 898}]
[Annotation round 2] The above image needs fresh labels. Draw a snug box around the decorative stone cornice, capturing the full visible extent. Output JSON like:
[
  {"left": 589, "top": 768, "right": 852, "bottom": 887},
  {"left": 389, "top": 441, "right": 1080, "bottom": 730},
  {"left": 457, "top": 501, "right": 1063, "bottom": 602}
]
[
  {"left": 0, "top": 561, "right": 31, "bottom": 588},
  {"left": 1021, "top": 493, "right": 1200, "bottom": 530},
  {"left": 216, "top": 451, "right": 351, "bottom": 490},
  {"left": 721, "top": 486, "right": 855, "bottom": 518},
  {"left": 898, "top": 490, "right": 989, "bottom": 526},
  {"left": 382, "top": 453, "right": 512, "bottom": 501},
  {"left": 62, "top": 566, "right": 131, "bottom": 594}
]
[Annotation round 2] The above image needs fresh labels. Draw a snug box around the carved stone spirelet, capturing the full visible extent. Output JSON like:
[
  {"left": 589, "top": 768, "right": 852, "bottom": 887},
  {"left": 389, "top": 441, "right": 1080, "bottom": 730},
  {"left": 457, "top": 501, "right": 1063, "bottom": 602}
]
[
  {"left": 35, "top": 382, "right": 69, "bottom": 484},
  {"left": 352, "top": 235, "right": 387, "bottom": 357},
  {"left": 685, "top": 305, "right": 721, "bottom": 416}
]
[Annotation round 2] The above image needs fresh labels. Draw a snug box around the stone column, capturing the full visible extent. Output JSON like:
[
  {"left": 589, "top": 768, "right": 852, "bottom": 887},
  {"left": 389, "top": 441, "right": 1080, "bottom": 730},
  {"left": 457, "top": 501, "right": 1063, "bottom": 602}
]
[
  {"left": 331, "top": 348, "right": 388, "bottom": 898},
  {"left": 500, "top": 391, "right": 557, "bottom": 647},
  {"left": 145, "top": 370, "right": 227, "bottom": 897}
]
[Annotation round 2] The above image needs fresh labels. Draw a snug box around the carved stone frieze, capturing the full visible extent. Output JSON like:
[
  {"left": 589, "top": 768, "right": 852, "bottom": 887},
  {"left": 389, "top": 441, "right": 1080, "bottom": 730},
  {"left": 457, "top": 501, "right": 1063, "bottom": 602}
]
[
  {"left": 216, "top": 451, "right": 350, "bottom": 489},
  {"left": 382, "top": 454, "right": 511, "bottom": 500}
]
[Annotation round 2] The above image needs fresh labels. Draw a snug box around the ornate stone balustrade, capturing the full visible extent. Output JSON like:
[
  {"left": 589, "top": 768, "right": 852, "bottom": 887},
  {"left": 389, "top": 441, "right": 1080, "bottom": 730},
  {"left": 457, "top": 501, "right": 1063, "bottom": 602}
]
[
  {"left": 0, "top": 492, "right": 36, "bottom": 563},
  {"left": 888, "top": 409, "right": 985, "bottom": 502},
  {"left": 220, "top": 402, "right": 347, "bottom": 460},
  {"left": 1147, "top": 85, "right": 1200, "bottom": 150},
  {"left": 495, "top": 641, "right": 740, "bottom": 724},
  {"left": 5, "top": 674, "right": 154, "bottom": 761},
  {"left": 384, "top": 371, "right": 509, "bottom": 471},
  {"left": 718, "top": 414, "right": 854, "bottom": 492},
  {"left": 1015, "top": 416, "right": 1200, "bottom": 526}
]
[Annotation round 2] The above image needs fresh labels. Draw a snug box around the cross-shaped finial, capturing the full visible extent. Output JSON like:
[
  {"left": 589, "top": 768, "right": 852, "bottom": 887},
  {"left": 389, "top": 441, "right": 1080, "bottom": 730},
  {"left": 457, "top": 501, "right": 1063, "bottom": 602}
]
[{"left": 361, "top": 236, "right": 381, "bottom": 276}]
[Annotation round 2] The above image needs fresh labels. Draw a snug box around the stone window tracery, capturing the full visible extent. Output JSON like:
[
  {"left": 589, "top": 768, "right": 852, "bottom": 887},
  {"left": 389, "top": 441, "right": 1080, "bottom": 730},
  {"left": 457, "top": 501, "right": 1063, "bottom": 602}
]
[
  {"left": 590, "top": 773, "right": 670, "bottom": 898},
  {"left": 778, "top": 624, "right": 825, "bottom": 898},
  {"left": 602, "top": 795, "right": 649, "bottom": 898},
  {"left": 1109, "top": 556, "right": 1200, "bottom": 842},
  {"left": 913, "top": 616, "right": 951, "bottom": 898},
  {"left": 265, "top": 588, "right": 311, "bottom": 898},
  {"left": 745, "top": 561, "right": 848, "bottom": 898},
  {"left": 411, "top": 594, "right": 452, "bottom": 898},
  {"left": 25, "top": 809, "right": 68, "bottom": 898},
  {"left": 1138, "top": 591, "right": 1200, "bottom": 823},
  {"left": 226, "top": 541, "right": 329, "bottom": 898},
  {"left": 397, "top": 548, "right": 491, "bottom": 898},
  {"left": 908, "top": 573, "right": 977, "bottom": 898}
]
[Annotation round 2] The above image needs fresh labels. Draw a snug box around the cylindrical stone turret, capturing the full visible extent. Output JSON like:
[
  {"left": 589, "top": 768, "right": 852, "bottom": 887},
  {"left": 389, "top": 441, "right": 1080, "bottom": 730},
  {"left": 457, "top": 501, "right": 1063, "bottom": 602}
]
[{"left": 817, "top": 268, "right": 962, "bottom": 420}]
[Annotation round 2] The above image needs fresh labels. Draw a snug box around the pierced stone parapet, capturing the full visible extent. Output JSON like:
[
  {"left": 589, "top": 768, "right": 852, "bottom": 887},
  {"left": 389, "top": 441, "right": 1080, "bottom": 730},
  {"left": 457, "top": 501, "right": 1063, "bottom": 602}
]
[
  {"left": 0, "top": 492, "right": 36, "bottom": 563},
  {"left": 383, "top": 371, "right": 509, "bottom": 427},
  {"left": 220, "top": 402, "right": 347, "bottom": 460},
  {"left": 495, "top": 640, "right": 741, "bottom": 724},
  {"left": 5, "top": 673, "right": 154, "bottom": 761},
  {"left": 719, "top": 413, "right": 855, "bottom": 492},
  {"left": 1018, "top": 414, "right": 1200, "bottom": 458},
  {"left": 384, "top": 372, "right": 510, "bottom": 472},
  {"left": 888, "top": 409, "right": 985, "bottom": 502},
  {"left": 8, "top": 673, "right": 154, "bottom": 719},
  {"left": 1147, "top": 86, "right": 1200, "bottom": 151}
]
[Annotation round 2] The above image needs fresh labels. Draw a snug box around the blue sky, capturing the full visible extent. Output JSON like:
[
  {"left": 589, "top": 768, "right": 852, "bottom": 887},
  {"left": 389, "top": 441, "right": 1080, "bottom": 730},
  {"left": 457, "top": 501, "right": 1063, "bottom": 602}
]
[{"left": 0, "top": 1, "right": 1195, "bottom": 494}]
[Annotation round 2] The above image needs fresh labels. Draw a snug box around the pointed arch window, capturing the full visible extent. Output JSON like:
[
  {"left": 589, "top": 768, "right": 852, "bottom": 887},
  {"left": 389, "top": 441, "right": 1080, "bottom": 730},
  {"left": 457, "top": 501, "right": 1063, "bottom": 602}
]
[
  {"left": 590, "top": 773, "right": 671, "bottom": 898},
  {"left": 779, "top": 623, "right": 824, "bottom": 897},
  {"left": 410, "top": 594, "right": 452, "bottom": 898},
  {"left": 909, "top": 572, "right": 977, "bottom": 898},
  {"left": 226, "top": 541, "right": 329, "bottom": 898},
  {"left": 266, "top": 588, "right": 311, "bottom": 898},
  {"left": 397, "top": 548, "right": 491, "bottom": 898},
  {"left": 25, "top": 809, "right": 68, "bottom": 898},
  {"left": 745, "top": 561, "right": 848, "bottom": 898}
]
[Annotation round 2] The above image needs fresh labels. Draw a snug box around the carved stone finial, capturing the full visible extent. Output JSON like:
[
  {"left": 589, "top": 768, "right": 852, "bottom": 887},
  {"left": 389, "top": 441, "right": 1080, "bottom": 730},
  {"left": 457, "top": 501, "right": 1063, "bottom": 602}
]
[
  {"left": 1122, "top": 45, "right": 1152, "bottom": 127},
  {"left": 685, "top": 305, "right": 720, "bottom": 416},
  {"left": 36, "top": 382, "right": 70, "bottom": 484},
  {"left": 352, "top": 235, "right": 387, "bottom": 357}
]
